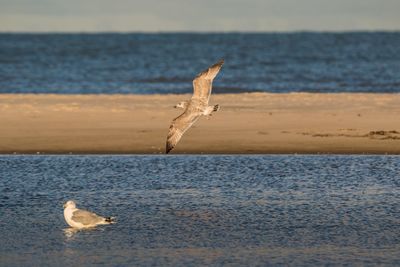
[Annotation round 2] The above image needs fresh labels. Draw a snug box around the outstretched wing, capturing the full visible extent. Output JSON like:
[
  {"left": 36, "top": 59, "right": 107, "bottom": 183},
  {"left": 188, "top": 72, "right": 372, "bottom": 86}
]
[
  {"left": 72, "top": 209, "right": 104, "bottom": 226},
  {"left": 166, "top": 60, "right": 224, "bottom": 154},
  {"left": 192, "top": 59, "right": 224, "bottom": 103},
  {"left": 166, "top": 109, "right": 202, "bottom": 154}
]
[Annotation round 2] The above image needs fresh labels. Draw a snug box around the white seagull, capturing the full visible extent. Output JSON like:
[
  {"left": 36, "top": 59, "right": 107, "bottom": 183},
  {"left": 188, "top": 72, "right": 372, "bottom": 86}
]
[
  {"left": 166, "top": 59, "right": 224, "bottom": 153},
  {"left": 63, "top": 200, "right": 115, "bottom": 229}
]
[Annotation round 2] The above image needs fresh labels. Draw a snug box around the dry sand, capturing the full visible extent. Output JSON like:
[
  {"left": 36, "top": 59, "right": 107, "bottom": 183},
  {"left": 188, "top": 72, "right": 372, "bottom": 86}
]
[{"left": 0, "top": 93, "right": 399, "bottom": 154}]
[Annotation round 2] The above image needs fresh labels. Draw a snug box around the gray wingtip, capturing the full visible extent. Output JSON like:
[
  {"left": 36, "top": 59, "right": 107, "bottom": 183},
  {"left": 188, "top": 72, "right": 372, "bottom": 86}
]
[
  {"left": 211, "top": 59, "right": 224, "bottom": 73},
  {"left": 216, "top": 59, "right": 224, "bottom": 67},
  {"left": 166, "top": 142, "right": 173, "bottom": 154},
  {"left": 208, "top": 59, "right": 224, "bottom": 70}
]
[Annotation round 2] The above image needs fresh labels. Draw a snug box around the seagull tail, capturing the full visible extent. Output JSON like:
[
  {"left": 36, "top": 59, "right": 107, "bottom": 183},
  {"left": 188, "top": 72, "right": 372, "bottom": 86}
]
[{"left": 105, "top": 216, "right": 116, "bottom": 224}]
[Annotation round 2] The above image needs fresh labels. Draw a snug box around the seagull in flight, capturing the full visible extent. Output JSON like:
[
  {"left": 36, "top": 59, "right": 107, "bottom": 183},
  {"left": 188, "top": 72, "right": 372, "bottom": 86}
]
[{"left": 166, "top": 59, "right": 224, "bottom": 154}]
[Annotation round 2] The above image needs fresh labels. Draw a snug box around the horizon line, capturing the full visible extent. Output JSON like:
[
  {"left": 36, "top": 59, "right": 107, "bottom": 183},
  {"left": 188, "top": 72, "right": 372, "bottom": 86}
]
[{"left": 1, "top": 29, "right": 399, "bottom": 34}]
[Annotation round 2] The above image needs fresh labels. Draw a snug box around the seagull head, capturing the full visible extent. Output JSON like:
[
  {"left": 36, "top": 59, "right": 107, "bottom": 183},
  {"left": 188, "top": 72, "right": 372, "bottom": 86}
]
[{"left": 63, "top": 200, "right": 76, "bottom": 209}]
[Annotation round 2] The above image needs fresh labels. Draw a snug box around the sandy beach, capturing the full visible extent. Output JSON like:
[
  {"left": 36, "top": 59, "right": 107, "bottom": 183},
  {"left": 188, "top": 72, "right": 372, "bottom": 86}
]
[{"left": 0, "top": 93, "right": 399, "bottom": 154}]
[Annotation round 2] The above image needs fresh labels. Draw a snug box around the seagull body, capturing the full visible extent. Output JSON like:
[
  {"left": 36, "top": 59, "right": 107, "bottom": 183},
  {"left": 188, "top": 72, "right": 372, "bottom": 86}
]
[
  {"left": 63, "top": 200, "right": 114, "bottom": 229},
  {"left": 166, "top": 60, "right": 224, "bottom": 153}
]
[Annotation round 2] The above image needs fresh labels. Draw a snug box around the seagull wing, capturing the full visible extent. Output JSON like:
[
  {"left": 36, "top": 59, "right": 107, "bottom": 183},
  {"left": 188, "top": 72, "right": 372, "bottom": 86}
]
[
  {"left": 166, "top": 109, "right": 202, "bottom": 154},
  {"left": 192, "top": 59, "right": 224, "bottom": 103},
  {"left": 72, "top": 209, "right": 104, "bottom": 226},
  {"left": 165, "top": 60, "right": 224, "bottom": 154}
]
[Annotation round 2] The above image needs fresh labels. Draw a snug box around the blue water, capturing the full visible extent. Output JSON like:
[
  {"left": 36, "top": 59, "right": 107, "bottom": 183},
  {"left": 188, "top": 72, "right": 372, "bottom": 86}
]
[
  {"left": 0, "top": 155, "right": 399, "bottom": 266},
  {"left": 1, "top": 32, "right": 400, "bottom": 94}
]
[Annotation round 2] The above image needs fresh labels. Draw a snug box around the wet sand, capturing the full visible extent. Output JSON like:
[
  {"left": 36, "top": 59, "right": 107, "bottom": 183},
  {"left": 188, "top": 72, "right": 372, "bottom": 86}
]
[{"left": 0, "top": 93, "right": 399, "bottom": 154}]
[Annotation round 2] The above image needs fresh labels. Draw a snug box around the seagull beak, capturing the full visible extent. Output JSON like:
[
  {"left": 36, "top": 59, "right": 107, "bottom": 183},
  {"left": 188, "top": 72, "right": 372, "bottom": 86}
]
[{"left": 63, "top": 203, "right": 66, "bottom": 208}]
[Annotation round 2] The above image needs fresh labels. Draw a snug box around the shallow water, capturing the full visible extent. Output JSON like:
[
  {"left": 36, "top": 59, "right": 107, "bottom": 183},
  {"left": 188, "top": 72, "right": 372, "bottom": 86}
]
[
  {"left": 0, "top": 155, "right": 400, "bottom": 266},
  {"left": 1, "top": 32, "right": 400, "bottom": 94}
]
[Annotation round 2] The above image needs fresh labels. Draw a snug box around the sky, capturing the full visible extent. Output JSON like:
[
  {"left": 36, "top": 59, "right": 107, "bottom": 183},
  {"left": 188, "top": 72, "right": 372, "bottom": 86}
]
[{"left": 0, "top": 0, "right": 399, "bottom": 32}]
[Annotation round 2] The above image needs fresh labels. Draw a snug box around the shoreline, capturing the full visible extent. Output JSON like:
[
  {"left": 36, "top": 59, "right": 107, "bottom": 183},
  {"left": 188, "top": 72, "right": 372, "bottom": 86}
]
[{"left": 1, "top": 93, "right": 399, "bottom": 155}]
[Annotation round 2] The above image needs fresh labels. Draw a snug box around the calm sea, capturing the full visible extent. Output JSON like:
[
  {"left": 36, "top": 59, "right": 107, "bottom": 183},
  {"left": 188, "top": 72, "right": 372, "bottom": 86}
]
[
  {"left": 1, "top": 155, "right": 399, "bottom": 266},
  {"left": 1, "top": 32, "right": 400, "bottom": 94}
]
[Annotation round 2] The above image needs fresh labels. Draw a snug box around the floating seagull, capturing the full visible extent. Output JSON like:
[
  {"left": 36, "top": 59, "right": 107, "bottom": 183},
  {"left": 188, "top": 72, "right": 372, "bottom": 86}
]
[
  {"left": 166, "top": 59, "right": 224, "bottom": 153},
  {"left": 63, "top": 200, "right": 115, "bottom": 229}
]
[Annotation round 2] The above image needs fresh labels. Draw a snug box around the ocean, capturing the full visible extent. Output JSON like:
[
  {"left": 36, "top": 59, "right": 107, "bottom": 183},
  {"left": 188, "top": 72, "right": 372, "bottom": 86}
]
[
  {"left": 1, "top": 155, "right": 399, "bottom": 266},
  {"left": 1, "top": 32, "right": 400, "bottom": 94}
]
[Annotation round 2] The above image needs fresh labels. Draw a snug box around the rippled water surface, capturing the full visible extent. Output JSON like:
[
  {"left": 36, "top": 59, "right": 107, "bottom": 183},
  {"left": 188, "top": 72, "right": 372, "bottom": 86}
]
[
  {"left": 1, "top": 32, "right": 400, "bottom": 94},
  {"left": 1, "top": 155, "right": 400, "bottom": 266}
]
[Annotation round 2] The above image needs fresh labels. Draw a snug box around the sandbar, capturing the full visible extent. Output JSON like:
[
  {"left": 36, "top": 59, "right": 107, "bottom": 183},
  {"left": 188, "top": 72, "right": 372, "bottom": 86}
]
[{"left": 0, "top": 93, "right": 399, "bottom": 154}]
